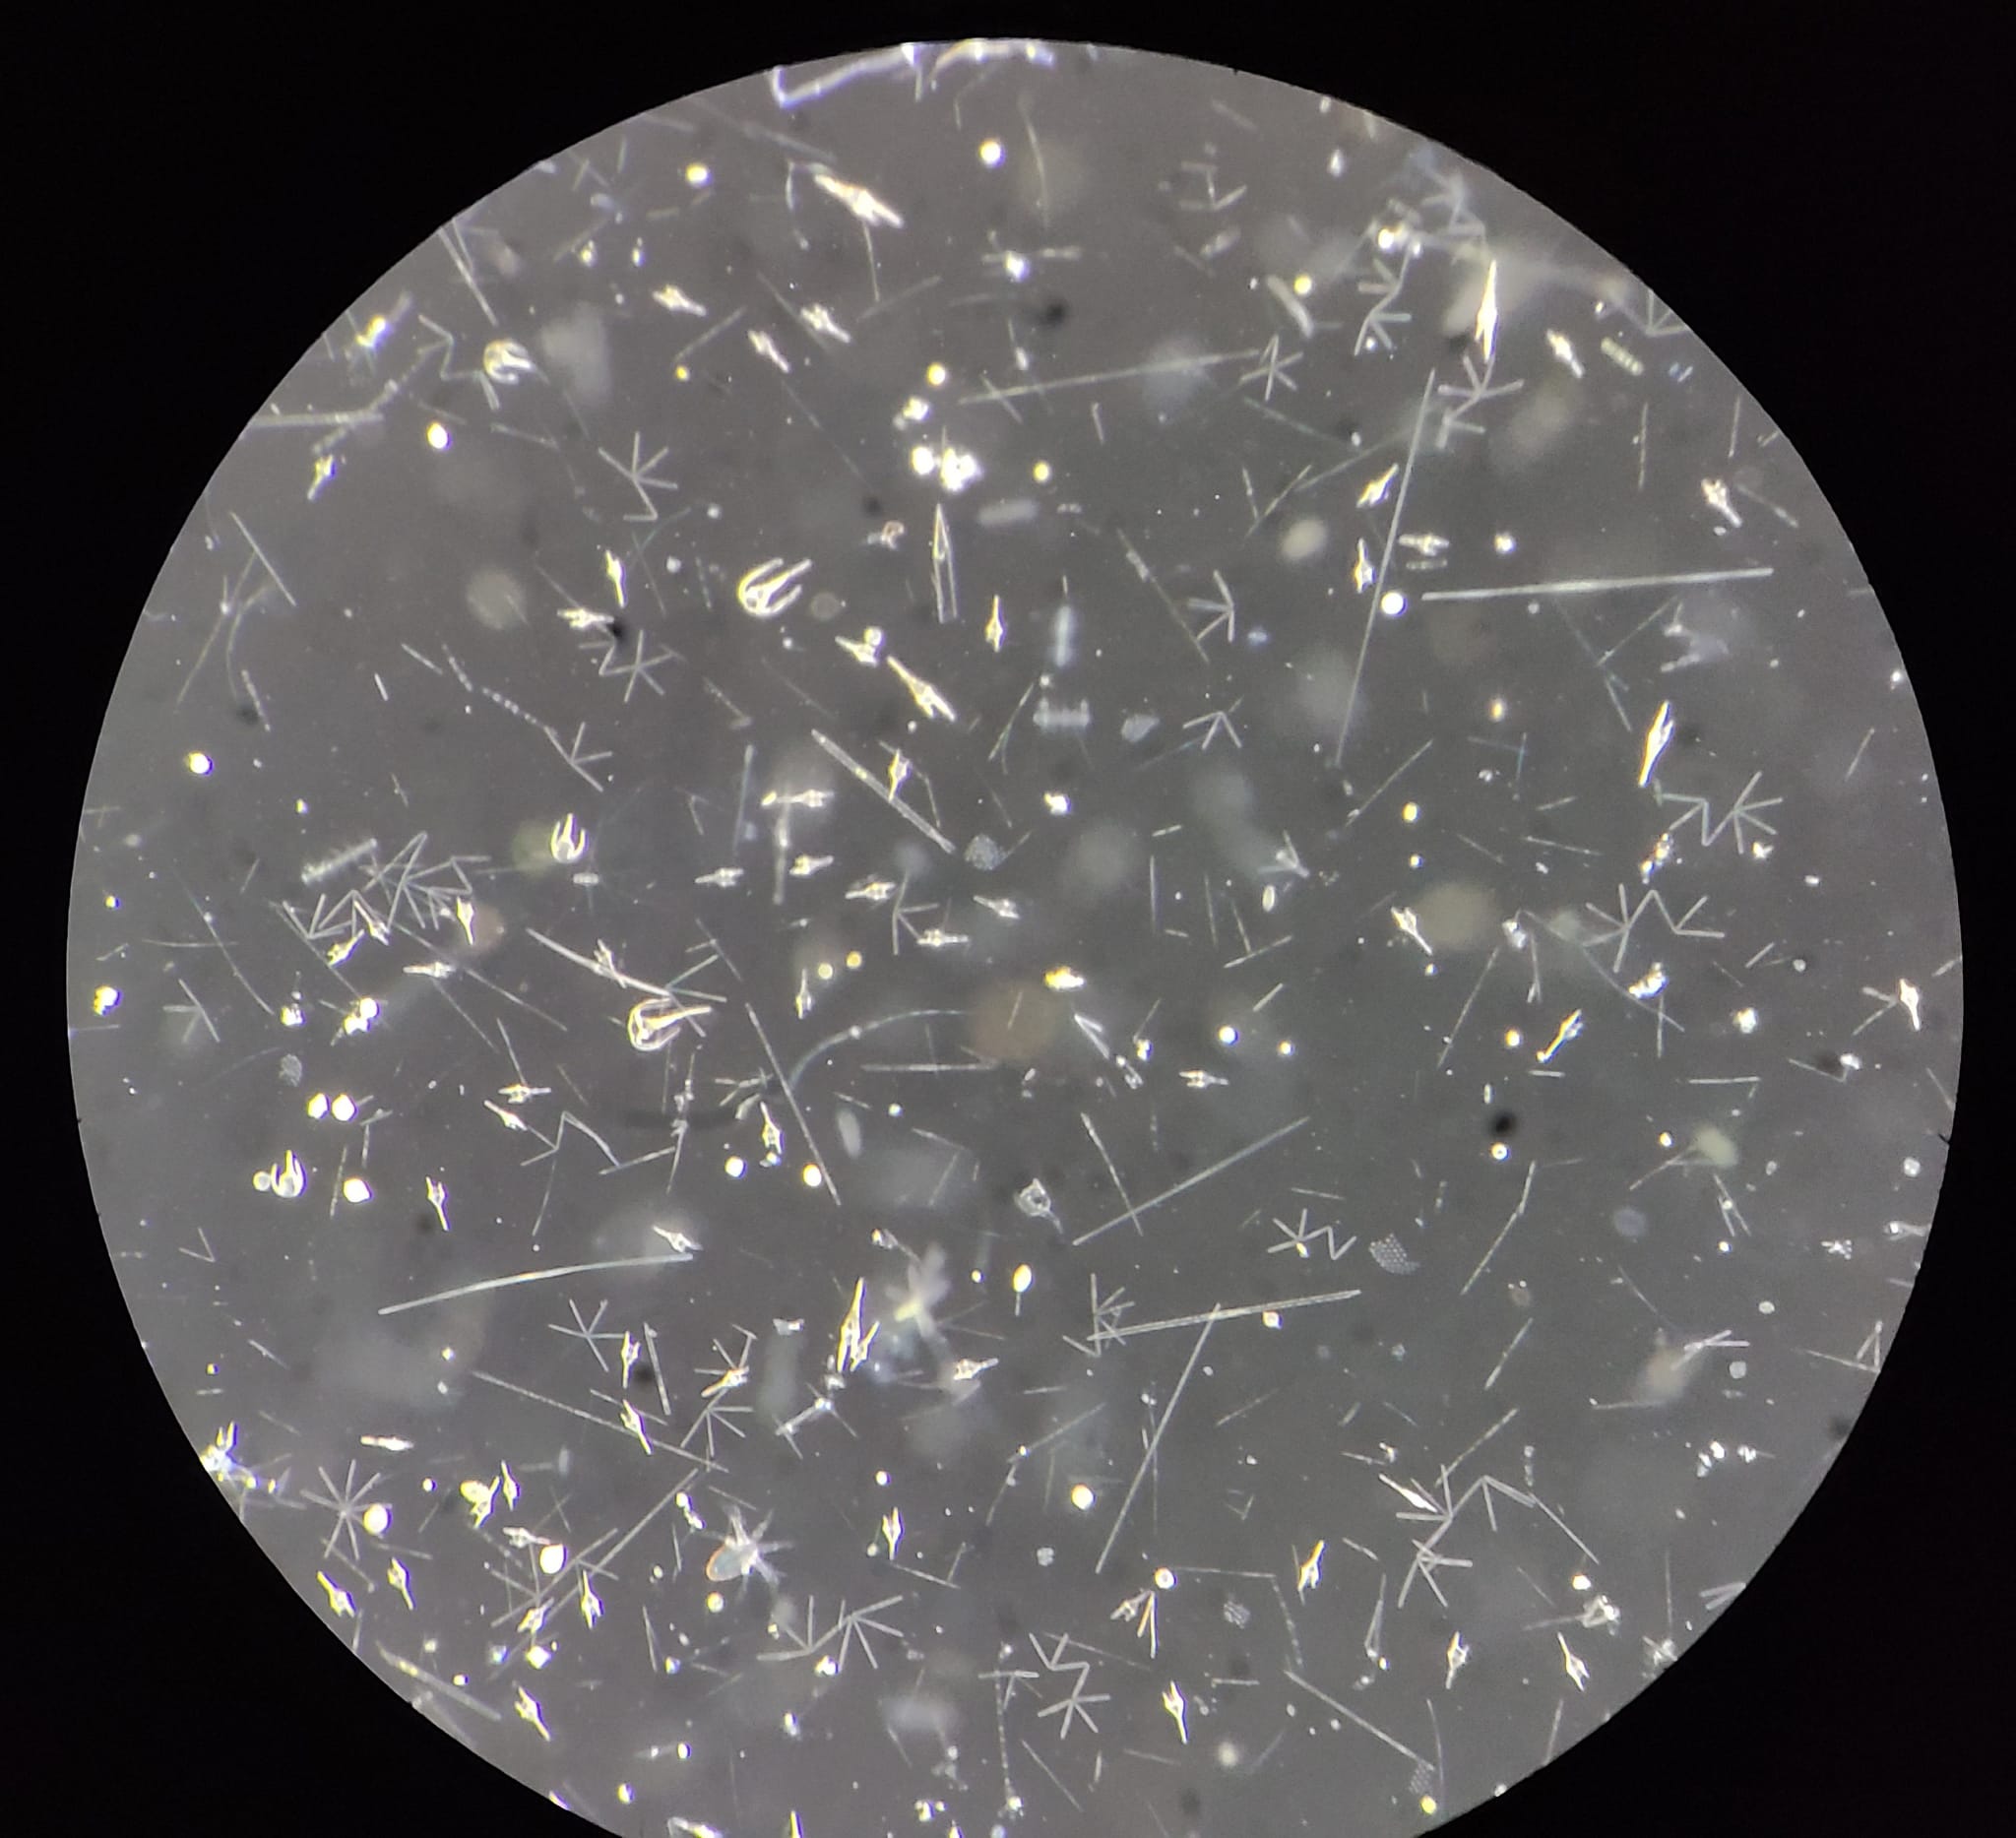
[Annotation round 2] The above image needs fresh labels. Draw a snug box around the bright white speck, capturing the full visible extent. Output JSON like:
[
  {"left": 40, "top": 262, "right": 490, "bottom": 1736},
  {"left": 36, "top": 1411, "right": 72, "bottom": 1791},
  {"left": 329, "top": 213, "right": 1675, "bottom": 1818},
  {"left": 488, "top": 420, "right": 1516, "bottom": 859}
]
[
  {"left": 92, "top": 985, "right": 120, "bottom": 1015},
  {"left": 801, "top": 1164, "right": 823, "bottom": 1189},
  {"left": 1379, "top": 590, "right": 1407, "bottom": 616},
  {"left": 425, "top": 422, "right": 451, "bottom": 451},
  {"left": 1218, "top": 1025, "right": 1239, "bottom": 1046},
  {"left": 978, "top": 138, "right": 1005, "bottom": 166},
  {"left": 724, "top": 1155, "right": 746, "bottom": 1178},
  {"left": 1012, "top": 1264, "right": 1034, "bottom": 1294},
  {"left": 1070, "top": 1484, "right": 1096, "bottom": 1510},
  {"left": 342, "top": 1175, "right": 372, "bottom": 1204},
  {"left": 685, "top": 163, "right": 710, "bottom": 186},
  {"left": 185, "top": 750, "right": 214, "bottom": 776}
]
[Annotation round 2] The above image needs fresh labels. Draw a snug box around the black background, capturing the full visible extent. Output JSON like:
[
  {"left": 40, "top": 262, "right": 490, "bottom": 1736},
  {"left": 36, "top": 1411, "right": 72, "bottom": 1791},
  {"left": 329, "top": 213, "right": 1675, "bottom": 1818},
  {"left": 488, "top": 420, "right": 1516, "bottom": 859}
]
[{"left": 31, "top": 9, "right": 1995, "bottom": 1834}]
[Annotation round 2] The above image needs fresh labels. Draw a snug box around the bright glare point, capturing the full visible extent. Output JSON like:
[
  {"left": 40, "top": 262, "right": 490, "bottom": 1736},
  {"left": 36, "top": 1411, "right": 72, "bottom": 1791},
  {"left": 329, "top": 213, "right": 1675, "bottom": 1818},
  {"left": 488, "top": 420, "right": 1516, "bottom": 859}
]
[
  {"left": 1379, "top": 589, "right": 1408, "bottom": 616},
  {"left": 1489, "top": 1142, "right": 1511, "bottom": 1162},
  {"left": 1277, "top": 1040, "right": 1294, "bottom": 1056},
  {"left": 685, "top": 162, "right": 711, "bottom": 186},
  {"left": 911, "top": 444, "right": 937, "bottom": 476},
  {"left": 538, "top": 1542, "right": 567, "bottom": 1575},
  {"left": 925, "top": 361, "right": 949, "bottom": 387},
  {"left": 817, "top": 961, "right": 835, "bottom": 981},
  {"left": 1070, "top": 1483, "right": 1096, "bottom": 1510},
  {"left": 1494, "top": 531, "right": 1517, "bottom": 553},
  {"left": 425, "top": 421, "right": 451, "bottom": 451},
  {"left": 1489, "top": 696, "right": 1508, "bottom": 722},
  {"left": 1292, "top": 273, "right": 1314, "bottom": 295},
  {"left": 92, "top": 985, "right": 120, "bottom": 1015},
  {"left": 845, "top": 949, "right": 863, "bottom": 969},
  {"left": 342, "top": 1174, "right": 373, "bottom": 1203},
  {"left": 1154, "top": 1566, "right": 1177, "bottom": 1589},
  {"left": 801, "top": 1164, "right": 824, "bottom": 1188},
  {"left": 1733, "top": 1005, "right": 1759, "bottom": 1034},
  {"left": 1032, "top": 459, "right": 1052, "bottom": 482},
  {"left": 186, "top": 750, "right": 214, "bottom": 776},
  {"left": 360, "top": 1503, "right": 392, "bottom": 1537},
  {"left": 331, "top": 1094, "right": 356, "bottom": 1122},
  {"left": 1504, "top": 1029, "right": 1523, "bottom": 1047},
  {"left": 724, "top": 1155, "right": 747, "bottom": 1178},
  {"left": 1401, "top": 800, "right": 1419, "bottom": 823},
  {"left": 1044, "top": 966, "right": 1086, "bottom": 990},
  {"left": 1218, "top": 1024, "right": 1239, "bottom": 1046},
  {"left": 1421, "top": 1796, "right": 1439, "bottom": 1816},
  {"left": 1012, "top": 1263, "right": 1034, "bottom": 1294},
  {"left": 978, "top": 138, "right": 1005, "bottom": 166}
]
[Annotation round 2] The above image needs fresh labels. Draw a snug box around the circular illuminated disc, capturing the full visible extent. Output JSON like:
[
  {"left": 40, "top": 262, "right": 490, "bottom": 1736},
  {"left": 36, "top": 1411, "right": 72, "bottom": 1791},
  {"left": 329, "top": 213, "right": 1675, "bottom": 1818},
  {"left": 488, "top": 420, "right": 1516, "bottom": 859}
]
[{"left": 67, "top": 40, "right": 1962, "bottom": 1836}]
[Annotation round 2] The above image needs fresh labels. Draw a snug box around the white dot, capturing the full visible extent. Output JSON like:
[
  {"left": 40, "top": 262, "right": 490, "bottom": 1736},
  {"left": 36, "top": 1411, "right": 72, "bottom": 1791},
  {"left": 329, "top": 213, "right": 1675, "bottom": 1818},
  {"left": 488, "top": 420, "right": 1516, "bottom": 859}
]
[
  {"left": 331, "top": 1094, "right": 356, "bottom": 1122},
  {"left": 185, "top": 750, "right": 214, "bottom": 776},
  {"left": 425, "top": 421, "right": 451, "bottom": 451},
  {"left": 1069, "top": 1484, "right": 1096, "bottom": 1510},
  {"left": 360, "top": 1503, "right": 392, "bottom": 1537},
  {"left": 92, "top": 985, "right": 120, "bottom": 1015},
  {"left": 1012, "top": 1264, "right": 1034, "bottom": 1294},
  {"left": 685, "top": 162, "right": 710, "bottom": 186},
  {"left": 538, "top": 1542, "right": 567, "bottom": 1575},
  {"left": 724, "top": 1156, "right": 746, "bottom": 1178},
  {"left": 1218, "top": 1025, "right": 1239, "bottom": 1046},
  {"left": 342, "top": 1175, "right": 372, "bottom": 1204},
  {"left": 801, "top": 1164, "right": 824, "bottom": 1188},
  {"left": 1380, "top": 590, "right": 1408, "bottom": 616},
  {"left": 978, "top": 139, "right": 1004, "bottom": 166}
]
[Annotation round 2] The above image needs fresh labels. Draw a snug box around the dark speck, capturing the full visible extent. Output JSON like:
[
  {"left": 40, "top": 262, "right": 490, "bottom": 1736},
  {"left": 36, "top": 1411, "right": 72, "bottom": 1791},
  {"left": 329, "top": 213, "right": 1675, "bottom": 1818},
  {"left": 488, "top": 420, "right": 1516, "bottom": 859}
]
[
  {"left": 1490, "top": 1110, "right": 1518, "bottom": 1138},
  {"left": 1037, "top": 297, "right": 1070, "bottom": 329}
]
